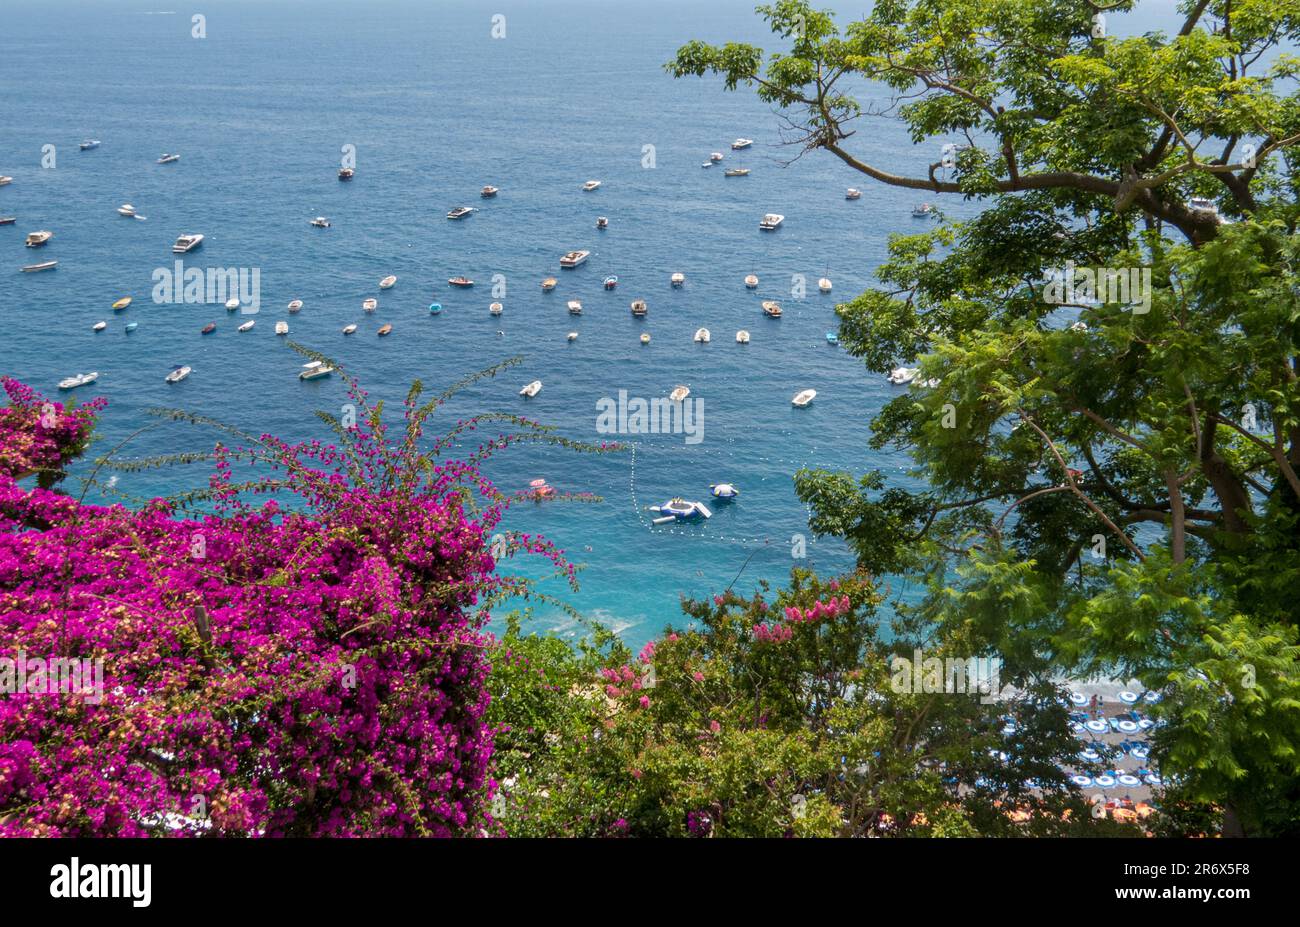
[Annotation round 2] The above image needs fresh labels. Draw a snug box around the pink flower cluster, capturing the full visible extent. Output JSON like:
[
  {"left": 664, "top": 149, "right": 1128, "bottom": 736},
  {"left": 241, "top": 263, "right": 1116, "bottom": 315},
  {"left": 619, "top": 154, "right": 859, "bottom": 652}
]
[
  {"left": 0, "top": 378, "right": 104, "bottom": 482},
  {"left": 753, "top": 597, "right": 852, "bottom": 644}
]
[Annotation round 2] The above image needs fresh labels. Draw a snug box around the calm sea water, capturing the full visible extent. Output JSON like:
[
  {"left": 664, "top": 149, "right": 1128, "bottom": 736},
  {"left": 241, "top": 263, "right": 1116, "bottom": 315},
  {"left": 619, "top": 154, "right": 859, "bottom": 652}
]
[{"left": 0, "top": 0, "right": 1181, "bottom": 645}]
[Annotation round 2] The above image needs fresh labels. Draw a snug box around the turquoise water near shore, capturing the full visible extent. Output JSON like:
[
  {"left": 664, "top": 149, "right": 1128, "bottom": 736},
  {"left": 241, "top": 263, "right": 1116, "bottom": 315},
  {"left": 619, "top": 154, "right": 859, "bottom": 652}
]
[{"left": 0, "top": 0, "right": 1176, "bottom": 646}]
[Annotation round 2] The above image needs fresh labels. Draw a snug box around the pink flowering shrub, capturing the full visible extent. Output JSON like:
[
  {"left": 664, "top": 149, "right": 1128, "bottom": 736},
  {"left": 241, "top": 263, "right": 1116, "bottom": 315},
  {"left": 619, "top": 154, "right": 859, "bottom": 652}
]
[
  {"left": 0, "top": 359, "right": 596, "bottom": 836},
  {"left": 0, "top": 378, "right": 104, "bottom": 488}
]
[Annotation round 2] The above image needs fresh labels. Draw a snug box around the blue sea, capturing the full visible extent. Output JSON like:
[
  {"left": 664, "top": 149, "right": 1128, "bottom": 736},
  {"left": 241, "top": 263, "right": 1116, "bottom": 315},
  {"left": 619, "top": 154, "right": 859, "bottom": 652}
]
[{"left": 0, "top": 0, "right": 1183, "bottom": 646}]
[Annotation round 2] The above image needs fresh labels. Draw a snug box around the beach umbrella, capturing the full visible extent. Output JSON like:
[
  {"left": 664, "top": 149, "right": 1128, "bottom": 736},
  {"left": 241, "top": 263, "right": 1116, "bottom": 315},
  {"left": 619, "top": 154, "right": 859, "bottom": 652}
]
[
  {"left": 1117, "top": 720, "right": 1139, "bottom": 734},
  {"left": 1095, "top": 774, "right": 1116, "bottom": 787},
  {"left": 1117, "top": 774, "right": 1140, "bottom": 787},
  {"left": 1071, "top": 774, "right": 1094, "bottom": 788},
  {"left": 1137, "top": 718, "right": 1155, "bottom": 731},
  {"left": 1085, "top": 719, "right": 1108, "bottom": 734},
  {"left": 1079, "top": 748, "right": 1100, "bottom": 762},
  {"left": 1069, "top": 692, "right": 1088, "bottom": 706},
  {"left": 1143, "top": 690, "right": 1162, "bottom": 704},
  {"left": 1131, "top": 745, "right": 1150, "bottom": 760},
  {"left": 1119, "top": 690, "right": 1139, "bottom": 704},
  {"left": 1144, "top": 773, "right": 1163, "bottom": 787}
]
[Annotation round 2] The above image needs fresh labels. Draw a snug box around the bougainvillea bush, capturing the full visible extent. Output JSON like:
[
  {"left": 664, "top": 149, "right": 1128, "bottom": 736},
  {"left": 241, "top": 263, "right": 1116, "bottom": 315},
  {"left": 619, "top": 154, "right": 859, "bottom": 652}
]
[{"left": 0, "top": 359, "right": 590, "bottom": 836}]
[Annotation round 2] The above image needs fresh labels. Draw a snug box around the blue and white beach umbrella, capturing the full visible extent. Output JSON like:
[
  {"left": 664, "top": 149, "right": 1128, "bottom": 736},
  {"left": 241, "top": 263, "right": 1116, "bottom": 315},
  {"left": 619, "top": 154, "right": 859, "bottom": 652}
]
[
  {"left": 1085, "top": 719, "right": 1108, "bottom": 734},
  {"left": 1119, "top": 691, "right": 1139, "bottom": 704}
]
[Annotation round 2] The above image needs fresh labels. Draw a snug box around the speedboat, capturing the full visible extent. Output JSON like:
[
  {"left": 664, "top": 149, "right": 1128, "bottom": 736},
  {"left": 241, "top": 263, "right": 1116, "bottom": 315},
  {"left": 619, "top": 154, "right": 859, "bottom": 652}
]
[
  {"left": 363, "top": 298, "right": 378, "bottom": 311},
  {"left": 428, "top": 302, "right": 442, "bottom": 314},
  {"left": 124, "top": 321, "right": 139, "bottom": 333},
  {"left": 818, "top": 277, "right": 832, "bottom": 292},
  {"left": 520, "top": 380, "right": 542, "bottom": 398},
  {"left": 201, "top": 322, "right": 216, "bottom": 334},
  {"left": 449, "top": 276, "right": 474, "bottom": 287},
  {"left": 1188, "top": 196, "right": 1217, "bottom": 214},
  {"left": 731, "top": 139, "right": 753, "bottom": 150},
  {"left": 724, "top": 168, "right": 750, "bottom": 177},
  {"left": 338, "top": 167, "right": 354, "bottom": 180},
  {"left": 792, "top": 389, "right": 817, "bottom": 408},
  {"left": 567, "top": 300, "right": 582, "bottom": 315},
  {"left": 172, "top": 233, "right": 203, "bottom": 253},
  {"left": 237, "top": 320, "right": 255, "bottom": 332},
  {"left": 912, "top": 203, "right": 934, "bottom": 217},
  {"left": 603, "top": 275, "right": 618, "bottom": 290},
  {"left": 80, "top": 140, "right": 101, "bottom": 151},
  {"left": 825, "top": 332, "right": 838, "bottom": 345},
  {"left": 0, "top": 217, "right": 15, "bottom": 225},
  {"left": 640, "top": 333, "right": 651, "bottom": 344},
  {"left": 649, "top": 498, "right": 711, "bottom": 524},
  {"left": 560, "top": 250, "right": 590, "bottom": 268},
  {"left": 710, "top": 152, "right": 724, "bottom": 162},
  {"left": 310, "top": 217, "right": 331, "bottom": 228},
  {"left": 0, "top": 176, "right": 12, "bottom": 185},
  {"left": 481, "top": 185, "right": 499, "bottom": 197},
  {"left": 582, "top": 180, "right": 601, "bottom": 191},
  {"left": 710, "top": 483, "right": 739, "bottom": 501},
  {"left": 275, "top": 321, "right": 289, "bottom": 336},
  {"left": 630, "top": 299, "right": 647, "bottom": 316},
  {"left": 21, "top": 261, "right": 57, "bottom": 272},
  {"left": 379, "top": 275, "right": 397, "bottom": 289},
  {"left": 759, "top": 214, "right": 784, "bottom": 230},
  {"left": 596, "top": 216, "right": 608, "bottom": 229},
  {"left": 117, "top": 204, "right": 137, "bottom": 217},
  {"left": 670, "top": 385, "right": 690, "bottom": 402},
  {"left": 735, "top": 330, "right": 750, "bottom": 344},
  {"left": 92, "top": 321, "right": 107, "bottom": 332},
  {"left": 299, "top": 361, "right": 334, "bottom": 381},
  {"left": 887, "top": 366, "right": 920, "bottom": 385},
  {"left": 846, "top": 188, "right": 862, "bottom": 200},
  {"left": 694, "top": 328, "right": 710, "bottom": 343},
  {"left": 377, "top": 323, "right": 393, "bottom": 336},
  {"left": 541, "top": 277, "right": 557, "bottom": 291},
  {"left": 165, "top": 366, "right": 191, "bottom": 384},
  {"left": 112, "top": 297, "right": 132, "bottom": 310},
  {"left": 744, "top": 274, "right": 758, "bottom": 288},
  {"left": 225, "top": 297, "right": 240, "bottom": 312},
  {"left": 490, "top": 301, "right": 503, "bottom": 314},
  {"left": 671, "top": 272, "right": 685, "bottom": 287},
  {"left": 157, "top": 153, "right": 180, "bottom": 164},
  {"left": 701, "top": 161, "right": 714, "bottom": 168},
  {"left": 342, "top": 323, "right": 357, "bottom": 334},
  {"left": 567, "top": 331, "right": 578, "bottom": 342},
  {"left": 761, "top": 301, "right": 782, "bottom": 318},
  {"left": 58, "top": 372, "right": 98, "bottom": 390},
  {"left": 25, "top": 230, "right": 52, "bottom": 247},
  {"left": 447, "top": 206, "right": 474, "bottom": 220},
  {"left": 287, "top": 299, "right": 303, "bottom": 313}
]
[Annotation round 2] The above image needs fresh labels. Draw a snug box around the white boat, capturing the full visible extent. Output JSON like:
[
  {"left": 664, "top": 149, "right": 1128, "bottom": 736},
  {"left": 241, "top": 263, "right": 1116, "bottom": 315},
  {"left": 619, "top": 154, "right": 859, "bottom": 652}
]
[
  {"left": 701, "top": 162, "right": 714, "bottom": 168},
  {"left": 310, "top": 217, "right": 331, "bottom": 228},
  {"left": 761, "top": 301, "right": 782, "bottom": 318},
  {"left": 342, "top": 323, "right": 357, "bottom": 335},
  {"left": 694, "top": 328, "right": 710, "bottom": 343},
  {"left": 21, "top": 261, "right": 57, "bottom": 272},
  {"left": 481, "top": 185, "right": 499, "bottom": 197},
  {"left": 670, "top": 385, "right": 690, "bottom": 402},
  {"left": 379, "top": 275, "right": 397, "bottom": 289},
  {"left": 567, "top": 331, "right": 579, "bottom": 342},
  {"left": 731, "top": 138, "right": 754, "bottom": 150},
  {"left": 724, "top": 168, "right": 750, "bottom": 177},
  {"left": 80, "top": 140, "right": 101, "bottom": 151},
  {"left": 759, "top": 214, "right": 784, "bottom": 231},
  {"left": 275, "top": 321, "right": 289, "bottom": 336},
  {"left": 735, "top": 330, "right": 750, "bottom": 344},
  {"left": 846, "top": 188, "right": 862, "bottom": 200},
  {"left": 287, "top": 299, "right": 303, "bottom": 313},
  {"left": 596, "top": 216, "right": 609, "bottom": 229},
  {"left": 744, "top": 274, "right": 758, "bottom": 289},
  {"left": 224, "top": 297, "right": 240, "bottom": 312},
  {"left": 25, "top": 230, "right": 52, "bottom": 247},
  {"left": 237, "top": 320, "right": 255, "bottom": 332},
  {"left": 640, "top": 333, "right": 651, "bottom": 344},
  {"left": 792, "top": 389, "right": 817, "bottom": 408},
  {"left": 165, "top": 366, "right": 191, "bottom": 384},
  {"left": 1188, "top": 196, "right": 1217, "bottom": 214},
  {"left": 363, "top": 298, "right": 378, "bottom": 312},
  {"left": 338, "top": 167, "right": 354, "bottom": 180},
  {"left": 157, "top": 153, "right": 180, "bottom": 164},
  {"left": 0, "top": 176, "right": 12, "bottom": 185},
  {"left": 92, "top": 321, "right": 107, "bottom": 331},
  {"left": 519, "top": 379, "right": 542, "bottom": 398},
  {"left": 58, "top": 372, "right": 98, "bottom": 390},
  {"left": 541, "top": 277, "right": 557, "bottom": 291},
  {"left": 567, "top": 300, "right": 582, "bottom": 315},
  {"left": 560, "top": 250, "right": 590, "bottom": 268},
  {"left": 172, "top": 233, "right": 203, "bottom": 253},
  {"left": 818, "top": 277, "right": 832, "bottom": 293},
  {"left": 447, "top": 206, "right": 474, "bottom": 220},
  {"left": 649, "top": 498, "right": 712, "bottom": 524},
  {"left": 887, "top": 366, "right": 920, "bottom": 385},
  {"left": 710, "top": 152, "right": 724, "bottom": 162},
  {"left": 299, "top": 361, "right": 334, "bottom": 381},
  {"left": 490, "top": 302, "right": 503, "bottom": 315},
  {"left": 630, "top": 299, "right": 647, "bottom": 317},
  {"left": 671, "top": 272, "right": 685, "bottom": 287},
  {"left": 582, "top": 180, "right": 602, "bottom": 191},
  {"left": 912, "top": 203, "right": 935, "bottom": 217},
  {"left": 117, "top": 204, "right": 137, "bottom": 218}
]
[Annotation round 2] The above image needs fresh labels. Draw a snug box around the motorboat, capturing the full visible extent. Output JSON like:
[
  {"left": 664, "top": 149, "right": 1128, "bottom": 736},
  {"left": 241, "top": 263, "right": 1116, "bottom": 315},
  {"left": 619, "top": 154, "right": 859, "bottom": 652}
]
[
  {"left": 1188, "top": 196, "right": 1217, "bottom": 214},
  {"left": 287, "top": 299, "right": 303, "bottom": 313},
  {"left": 201, "top": 323, "right": 216, "bottom": 334},
  {"left": 744, "top": 274, "right": 758, "bottom": 288},
  {"left": 92, "top": 321, "right": 107, "bottom": 332},
  {"left": 21, "top": 261, "right": 57, "bottom": 272},
  {"left": 0, "top": 217, "right": 14, "bottom": 225},
  {"left": 299, "top": 361, "right": 334, "bottom": 381},
  {"left": 670, "top": 272, "right": 685, "bottom": 287},
  {"left": 567, "top": 300, "right": 583, "bottom": 315},
  {"left": 560, "top": 250, "right": 590, "bottom": 268},
  {"left": 567, "top": 331, "right": 579, "bottom": 342},
  {"left": 80, "top": 140, "right": 101, "bottom": 151},
  {"left": 846, "top": 188, "right": 862, "bottom": 200},
  {"left": 310, "top": 216, "right": 331, "bottom": 228},
  {"left": 449, "top": 276, "right": 474, "bottom": 287},
  {"left": 759, "top": 214, "right": 784, "bottom": 230},
  {"left": 731, "top": 138, "right": 753, "bottom": 150},
  {"left": 582, "top": 180, "right": 602, "bottom": 191},
  {"left": 275, "top": 321, "right": 289, "bottom": 336},
  {"left": 912, "top": 203, "right": 935, "bottom": 217},
  {"left": 596, "top": 216, "right": 609, "bottom": 229},
  {"left": 447, "top": 206, "right": 475, "bottom": 220},
  {"left": 379, "top": 275, "right": 397, "bottom": 289},
  {"left": 377, "top": 323, "right": 393, "bottom": 336},
  {"left": 25, "top": 230, "right": 52, "bottom": 247},
  {"left": 157, "top": 153, "right": 180, "bottom": 164},
  {"left": 887, "top": 366, "right": 920, "bottom": 385},
  {"left": 172, "top": 233, "right": 203, "bottom": 253},
  {"left": 481, "top": 185, "right": 499, "bottom": 197},
  {"left": 428, "top": 302, "right": 442, "bottom": 314},
  {"left": 825, "top": 332, "right": 838, "bottom": 345},
  {"left": 761, "top": 301, "right": 782, "bottom": 318},
  {"left": 603, "top": 275, "right": 618, "bottom": 290},
  {"left": 724, "top": 168, "right": 750, "bottom": 177},
  {"left": 58, "top": 372, "right": 98, "bottom": 390},
  {"left": 342, "top": 323, "right": 357, "bottom": 334},
  {"left": 735, "top": 330, "right": 750, "bottom": 344},
  {"left": 818, "top": 277, "right": 832, "bottom": 292},
  {"left": 640, "top": 333, "right": 651, "bottom": 345},
  {"left": 670, "top": 385, "right": 690, "bottom": 402},
  {"left": 490, "top": 301, "right": 504, "bottom": 315},
  {"left": 519, "top": 380, "right": 542, "bottom": 398},
  {"left": 338, "top": 167, "right": 354, "bottom": 180},
  {"left": 124, "top": 321, "right": 139, "bottom": 333},
  {"left": 112, "top": 297, "right": 132, "bottom": 310},
  {"left": 630, "top": 299, "right": 647, "bottom": 317},
  {"left": 694, "top": 328, "right": 711, "bottom": 343},
  {"left": 541, "top": 277, "right": 557, "bottom": 291},
  {"left": 363, "top": 298, "right": 378, "bottom": 311},
  {"left": 710, "top": 483, "right": 739, "bottom": 501},
  {"left": 649, "top": 498, "right": 712, "bottom": 524},
  {"left": 237, "top": 320, "right": 255, "bottom": 332},
  {"left": 710, "top": 152, "right": 724, "bottom": 162},
  {"left": 792, "top": 389, "right": 817, "bottom": 408},
  {"left": 225, "top": 297, "right": 240, "bottom": 312},
  {"left": 701, "top": 162, "right": 714, "bottom": 168},
  {"left": 165, "top": 366, "right": 191, "bottom": 384},
  {"left": 117, "top": 204, "right": 137, "bottom": 218},
  {"left": 0, "top": 176, "right": 12, "bottom": 185}
]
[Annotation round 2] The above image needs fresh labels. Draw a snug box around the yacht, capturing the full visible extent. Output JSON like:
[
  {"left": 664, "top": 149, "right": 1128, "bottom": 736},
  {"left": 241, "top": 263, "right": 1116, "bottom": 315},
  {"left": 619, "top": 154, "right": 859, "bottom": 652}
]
[
  {"left": 567, "top": 300, "right": 583, "bottom": 315},
  {"left": 560, "top": 250, "right": 590, "bottom": 268},
  {"left": 744, "top": 274, "right": 758, "bottom": 289},
  {"left": 490, "top": 302, "right": 504, "bottom": 315},
  {"left": 724, "top": 168, "right": 750, "bottom": 177},
  {"left": 363, "top": 298, "right": 378, "bottom": 312},
  {"left": 92, "top": 321, "right": 107, "bottom": 332},
  {"left": 694, "top": 328, "right": 711, "bottom": 343},
  {"left": 759, "top": 213, "right": 784, "bottom": 231},
  {"left": 448, "top": 276, "right": 474, "bottom": 287},
  {"left": 237, "top": 320, "right": 255, "bottom": 332},
  {"left": 846, "top": 188, "right": 862, "bottom": 200},
  {"left": 58, "top": 372, "right": 99, "bottom": 391},
  {"left": 157, "top": 153, "right": 180, "bottom": 164},
  {"left": 792, "top": 389, "right": 817, "bottom": 408},
  {"left": 519, "top": 380, "right": 543, "bottom": 398},
  {"left": 630, "top": 299, "right": 647, "bottom": 317},
  {"left": 603, "top": 275, "right": 618, "bottom": 290},
  {"left": 25, "top": 230, "right": 52, "bottom": 247},
  {"left": 379, "top": 275, "right": 397, "bottom": 289},
  {"left": 818, "top": 277, "right": 832, "bottom": 293},
  {"left": 165, "top": 366, "right": 192, "bottom": 384},
  {"left": 761, "top": 301, "right": 782, "bottom": 318},
  {"left": 80, "top": 140, "right": 101, "bottom": 151},
  {"left": 172, "top": 233, "right": 204, "bottom": 253},
  {"left": 541, "top": 277, "right": 557, "bottom": 291},
  {"left": 481, "top": 185, "right": 499, "bottom": 197},
  {"left": 117, "top": 204, "right": 137, "bottom": 218},
  {"left": 338, "top": 167, "right": 354, "bottom": 180},
  {"left": 275, "top": 321, "right": 289, "bottom": 336},
  {"left": 225, "top": 298, "right": 240, "bottom": 312},
  {"left": 200, "top": 323, "right": 216, "bottom": 335},
  {"left": 299, "top": 361, "right": 334, "bottom": 381},
  {"left": 670, "top": 385, "right": 690, "bottom": 403},
  {"left": 582, "top": 180, "right": 602, "bottom": 191},
  {"left": 887, "top": 366, "right": 920, "bottom": 385},
  {"left": 735, "top": 330, "right": 750, "bottom": 344},
  {"left": 21, "top": 260, "right": 57, "bottom": 272},
  {"left": 310, "top": 217, "right": 331, "bottom": 228},
  {"left": 342, "top": 323, "right": 357, "bottom": 335},
  {"left": 377, "top": 323, "right": 393, "bottom": 336},
  {"left": 596, "top": 216, "right": 609, "bottom": 229},
  {"left": 112, "top": 297, "right": 132, "bottom": 310},
  {"left": 670, "top": 272, "right": 685, "bottom": 287},
  {"left": 731, "top": 138, "right": 754, "bottom": 150},
  {"left": 447, "top": 206, "right": 474, "bottom": 220},
  {"left": 287, "top": 299, "right": 303, "bottom": 313}
]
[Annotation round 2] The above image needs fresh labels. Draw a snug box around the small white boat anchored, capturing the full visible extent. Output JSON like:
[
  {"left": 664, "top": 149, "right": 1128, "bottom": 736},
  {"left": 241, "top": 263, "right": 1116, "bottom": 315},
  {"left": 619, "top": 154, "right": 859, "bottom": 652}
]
[
  {"left": 363, "top": 298, "right": 378, "bottom": 312},
  {"left": 671, "top": 272, "right": 685, "bottom": 287},
  {"left": 447, "top": 206, "right": 475, "bottom": 220},
  {"left": 846, "top": 188, "right": 862, "bottom": 200},
  {"left": 0, "top": 176, "right": 11, "bottom": 186},
  {"left": 80, "top": 140, "right": 101, "bottom": 151},
  {"left": 694, "top": 327, "right": 711, "bottom": 343},
  {"left": 379, "top": 275, "right": 397, "bottom": 289},
  {"left": 224, "top": 297, "right": 240, "bottom": 312},
  {"left": 25, "top": 230, "right": 52, "bottom": 247},
  {"left": 490, "top": 302, "right": 503, "bottom": 315},
  {"left": 744, "top": 274, "right": 759, "bottom": 289},
  {"left": 761, "top": 301, "right": 782, "bottom": 318},
  {"left": 792, "top": 389, "right": 817, "bottom": 408},
  {"left": 275, "top": 321, "right": 289, "bottom": 336},
  {"left": 342, "top": 323, "right": 357, "bottom": 335},
  {"left": 567, "top": 300, "right": 583, "bottom": 315},
  {"left": 560, "top": 250, "right": 590, "bottom": 268},
  {"left": 735, "top": 330, "right": 750, "bottom": 344},
  {"left": 519, "top": 379, "right": 542, "bottom": 398},
  {"left": 582, "top": 180, "right": 602, "bottom": 191},
  {"left": 117, "top": 204, "right": 137, "bottom": 218},
  {"left": 172, "top": 233, "right": 204, "bottom": 253},
  {"left": 310, "top": 216, "right": 331, "bottom": 228},
  {"left": 669, "top": 385, "right": 690, "bottom": 403},
  {"left": 299, "top": 361, "right": 334, "bottom": 381},
  {"left": 165, "top": 365, "right": 192, "bottom": 384},
  {"left": 731, "top": 138, "right": 754, "bottom": 150},
  {"left": 724, "top": 168, "right": 750, "bottom": 177},
  {"left": 710, "top": 483, "right": 739, "bottom": 500},
  {"left": 759, "top": 213, "right": 784, "bottom": 231},
  {"left": 630, "top": 299, "right": 648, "bottom": 317},
  {"left": 58, "top": 372, "right": 98, "bottom": 391},
  {"left": 650, "top": 498, "right": 712, "bottom": 524},
  {"left": 481, "top": 185, "right": 499, "bottom": 197},
  {"left": 92, "top": 321, "right": 107, "bottom": 332},
  {"left": 710, "top": 152, "right": 724, "bottom": 162},
  {"left": 287, "top": 299, "right": 303, "bottom": 313},
  {"left": 22, "top": 260, "right": 57, "bottom": 272},
  {"left": 596, "top": 216, "right": 609, "bottom": 229},
  {"left": 237, "top": 320, "right": 255, "bottom": 332},
  {"left": 640, "top": 333, "right": 651, "bottom": 345},
  {"left": 887, "top": 366, "right": 920, "bottom": 385},
  {"left": 912, "top": 203, "right": 935, "bottom": 217},
  {"left": 567, "top": 331, "right": 579, "bottom": 342},
  {"left": 818, "top": 277, "right": 832, "bottom": 293},
  {"left": 157, "top": 153, "right": 180, "bottom": 164}
]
